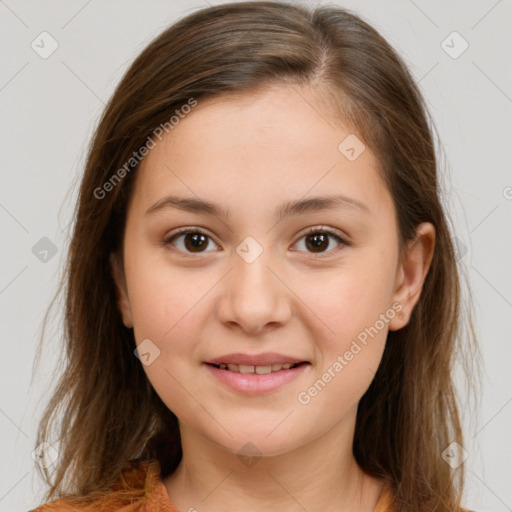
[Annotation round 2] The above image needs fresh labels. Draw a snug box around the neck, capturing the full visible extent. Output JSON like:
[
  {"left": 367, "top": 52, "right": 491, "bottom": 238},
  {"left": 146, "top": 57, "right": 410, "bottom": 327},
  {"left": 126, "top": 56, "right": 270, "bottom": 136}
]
[{"left": 163, "top": 410, "right": 384, "bottom": 512}]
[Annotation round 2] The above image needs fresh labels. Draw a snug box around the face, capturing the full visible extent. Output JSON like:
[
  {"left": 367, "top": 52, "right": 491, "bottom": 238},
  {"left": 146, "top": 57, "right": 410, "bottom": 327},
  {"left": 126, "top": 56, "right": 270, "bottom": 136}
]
[{"left": 111, "top": 83, "right": 433, "bottom": 458}]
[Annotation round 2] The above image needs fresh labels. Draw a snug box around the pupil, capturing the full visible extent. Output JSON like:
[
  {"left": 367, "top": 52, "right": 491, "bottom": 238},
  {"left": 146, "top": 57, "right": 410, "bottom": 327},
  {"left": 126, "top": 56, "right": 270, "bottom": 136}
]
[
  {"left": 185, "top": 233, "right": 207, "bottom": 252},
  {"left": 306, "top": 234, "right": 327, "bottom": 252}
]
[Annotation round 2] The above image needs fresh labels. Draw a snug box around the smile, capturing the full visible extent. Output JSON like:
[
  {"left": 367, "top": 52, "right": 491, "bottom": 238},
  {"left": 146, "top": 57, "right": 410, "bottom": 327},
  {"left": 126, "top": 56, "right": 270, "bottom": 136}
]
[
  {"left": 208, "top": 362, "right": 304, "bottom": 374},
  {"left": 203, "top": 362, "right": 310, "bottom": 395}
]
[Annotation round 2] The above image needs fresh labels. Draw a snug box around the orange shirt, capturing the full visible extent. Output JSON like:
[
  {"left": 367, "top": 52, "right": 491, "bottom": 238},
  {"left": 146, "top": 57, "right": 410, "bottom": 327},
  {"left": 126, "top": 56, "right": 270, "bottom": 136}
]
[{"left": 30, "top": 458, "right": 395, "bottom": 511}]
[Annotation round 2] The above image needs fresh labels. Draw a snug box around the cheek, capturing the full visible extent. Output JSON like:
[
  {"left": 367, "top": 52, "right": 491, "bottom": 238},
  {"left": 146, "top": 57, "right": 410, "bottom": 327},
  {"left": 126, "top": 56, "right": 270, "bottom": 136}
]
[
  {"left": 295, "top": 272, "right": 390, "bottom": 412},
  {"left": 290, "top": 258, "right": 394, "bottom": 405},
  {"left": 126, "top": 260, "right": 209, "bottom": 404},
  {"left": 294, "top": 262, "right": 393, "bottom": 344},
  {"left": 124, "top": 243, "right": 207, "bottom": 341}
]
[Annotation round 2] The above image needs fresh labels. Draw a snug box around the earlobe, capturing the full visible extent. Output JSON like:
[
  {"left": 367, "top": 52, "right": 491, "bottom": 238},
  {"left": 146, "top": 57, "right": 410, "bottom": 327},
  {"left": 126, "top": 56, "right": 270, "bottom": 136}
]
[
  {"left": 109, "top": 252, "right": 134, "bottom": 329},
  {"left": 388, "top": 222, "right": 435, "bottom": 331}
]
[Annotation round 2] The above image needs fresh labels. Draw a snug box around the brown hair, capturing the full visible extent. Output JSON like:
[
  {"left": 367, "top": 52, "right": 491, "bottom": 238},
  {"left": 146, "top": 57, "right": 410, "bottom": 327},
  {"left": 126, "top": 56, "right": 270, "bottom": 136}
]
[{"left": 33, "top": 2, "right": 481, "bottom": 510}]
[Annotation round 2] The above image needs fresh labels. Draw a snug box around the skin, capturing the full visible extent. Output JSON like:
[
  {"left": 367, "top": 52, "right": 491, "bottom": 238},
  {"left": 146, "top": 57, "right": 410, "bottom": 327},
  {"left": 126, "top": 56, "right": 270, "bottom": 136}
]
[{"left": 111, "top": 83, "right": 435, "bottom": 512}]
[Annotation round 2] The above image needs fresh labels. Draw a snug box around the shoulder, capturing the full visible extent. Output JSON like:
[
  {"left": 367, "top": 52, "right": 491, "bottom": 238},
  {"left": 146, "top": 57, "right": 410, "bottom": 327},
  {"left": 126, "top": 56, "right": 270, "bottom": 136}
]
[
  {"left": 28, "top": 459, "right": 162, "bottom": 512},
  {"left": 373, "top": 480, "right": 394, "bottom": 512},
  {"left": 372, "top": 480, "right": 477, "bottom": 512}
]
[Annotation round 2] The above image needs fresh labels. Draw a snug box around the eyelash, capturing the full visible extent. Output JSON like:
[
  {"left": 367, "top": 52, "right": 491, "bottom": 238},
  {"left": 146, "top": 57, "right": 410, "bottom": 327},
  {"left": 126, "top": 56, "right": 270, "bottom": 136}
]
[{"left": 163, "top": 226, "right": 349, "bottom": 258}]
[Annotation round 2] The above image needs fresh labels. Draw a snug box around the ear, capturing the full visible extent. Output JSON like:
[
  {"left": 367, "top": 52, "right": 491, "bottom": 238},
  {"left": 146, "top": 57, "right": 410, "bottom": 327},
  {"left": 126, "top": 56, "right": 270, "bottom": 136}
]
[
  {"left": 109, "top": 252, "right": 134, "bottom": 329},
  {"left": 388, "top": 222, "right": 435, "bottom": 331}
]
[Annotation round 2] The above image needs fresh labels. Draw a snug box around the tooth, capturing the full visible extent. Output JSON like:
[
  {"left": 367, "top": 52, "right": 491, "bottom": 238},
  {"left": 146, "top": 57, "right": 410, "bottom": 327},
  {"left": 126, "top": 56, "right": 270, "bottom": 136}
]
[
  {"left": 222, "top": 363, "right": 298, "bottom": 373},
  {"left": 255, "top": 365, "right": 272, "bottom": 374}
]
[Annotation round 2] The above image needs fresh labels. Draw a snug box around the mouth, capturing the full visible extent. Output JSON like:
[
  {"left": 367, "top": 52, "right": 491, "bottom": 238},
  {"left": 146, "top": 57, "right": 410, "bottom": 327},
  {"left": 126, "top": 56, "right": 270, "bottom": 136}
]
[
  {"left": 205, "top": 361, "right": 308, "bottom": 374},
  {"left": 203, "top": 359, "right": 311, "bottom": 395}
]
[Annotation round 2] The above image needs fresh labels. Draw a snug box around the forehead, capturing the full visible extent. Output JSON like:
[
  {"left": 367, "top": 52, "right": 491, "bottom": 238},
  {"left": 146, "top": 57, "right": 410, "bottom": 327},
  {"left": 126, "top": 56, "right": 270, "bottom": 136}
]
[{"left": 133, "top": 84, "right": 392, "bottom": 219}]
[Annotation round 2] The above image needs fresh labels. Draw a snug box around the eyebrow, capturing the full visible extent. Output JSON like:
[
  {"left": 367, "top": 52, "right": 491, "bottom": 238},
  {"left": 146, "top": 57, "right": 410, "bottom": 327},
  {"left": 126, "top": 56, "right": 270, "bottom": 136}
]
[{"left": 145, "top": 194, "right": 370, "bottom": 221}]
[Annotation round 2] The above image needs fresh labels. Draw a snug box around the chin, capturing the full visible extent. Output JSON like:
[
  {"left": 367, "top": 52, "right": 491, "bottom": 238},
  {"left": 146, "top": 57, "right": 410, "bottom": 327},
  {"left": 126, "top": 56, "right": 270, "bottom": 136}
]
[{"left": 211, "top": 427, "right": 304, "bottom": 460}]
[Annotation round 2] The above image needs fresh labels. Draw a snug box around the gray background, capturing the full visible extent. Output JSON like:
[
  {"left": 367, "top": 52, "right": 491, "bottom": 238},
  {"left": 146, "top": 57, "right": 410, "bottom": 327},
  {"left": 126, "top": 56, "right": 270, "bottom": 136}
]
[{"left": 1, "top": 1, "right": 511, "bottom": 511}]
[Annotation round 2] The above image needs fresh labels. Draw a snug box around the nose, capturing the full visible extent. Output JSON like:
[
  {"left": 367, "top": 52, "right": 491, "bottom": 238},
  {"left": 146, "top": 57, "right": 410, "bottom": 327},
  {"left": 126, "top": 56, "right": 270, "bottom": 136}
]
[{"left": 216, "top": 249, "right": 292, "bottom": 335}]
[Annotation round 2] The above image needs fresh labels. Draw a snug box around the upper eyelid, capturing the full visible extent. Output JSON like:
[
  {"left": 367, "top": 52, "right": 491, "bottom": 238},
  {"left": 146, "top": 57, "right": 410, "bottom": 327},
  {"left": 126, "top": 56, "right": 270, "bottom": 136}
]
[
  {"left": 167, "top": 225, "right": 346, "bottom": 240},
  {"left": 168, "top": 226, "right": 219, "bottom": 244},
  {"left": 301, "top": 226, "right": 347, "bottom": 239}
]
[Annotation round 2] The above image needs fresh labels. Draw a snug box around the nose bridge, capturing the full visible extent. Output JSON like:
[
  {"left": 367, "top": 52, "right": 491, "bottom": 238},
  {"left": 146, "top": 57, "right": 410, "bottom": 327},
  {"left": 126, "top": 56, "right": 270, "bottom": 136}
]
[
  {"left": 218, "top": 236, "right": 290, "bottom": 332},
  {"left": 234, "top": 246, "right": 272, "bottom": 292}
]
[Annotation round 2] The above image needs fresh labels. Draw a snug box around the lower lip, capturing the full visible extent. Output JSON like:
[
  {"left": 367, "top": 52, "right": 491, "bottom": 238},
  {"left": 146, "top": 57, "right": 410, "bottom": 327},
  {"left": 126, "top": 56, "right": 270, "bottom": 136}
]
[{"left": 203, "top": 363, "right": 310, "bottom": 395}]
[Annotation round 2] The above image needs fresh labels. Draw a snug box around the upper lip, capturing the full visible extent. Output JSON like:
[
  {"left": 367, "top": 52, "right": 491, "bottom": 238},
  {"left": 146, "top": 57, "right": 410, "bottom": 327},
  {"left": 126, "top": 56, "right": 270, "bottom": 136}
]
[{"left": 205, "top": 352, "right": 309, "bottom": 366}]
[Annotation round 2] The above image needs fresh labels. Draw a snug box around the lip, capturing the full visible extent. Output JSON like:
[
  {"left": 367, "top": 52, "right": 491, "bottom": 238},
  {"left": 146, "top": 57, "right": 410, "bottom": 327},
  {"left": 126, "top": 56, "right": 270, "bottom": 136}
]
[
  {"left": 205, "top": 352, "right": 308, "bottom": 366},
  {"left": 203, "top": 361, "right": 311, "bottom": 395}
]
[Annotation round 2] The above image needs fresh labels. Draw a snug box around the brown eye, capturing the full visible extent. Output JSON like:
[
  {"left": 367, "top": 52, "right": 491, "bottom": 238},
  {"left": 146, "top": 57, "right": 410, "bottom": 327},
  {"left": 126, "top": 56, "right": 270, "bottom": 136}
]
[
  {"left": 305, "top": 233, "right": 330, "bottom": 253},
  {"left": 164, "top": 229, "right": 219, "bottom": 254},
  {"left": 293, "top": 228, "right": 347, "bottom": 255},
  {"left": 183, "top": 232, "right": 208, "bottom": 252}
]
